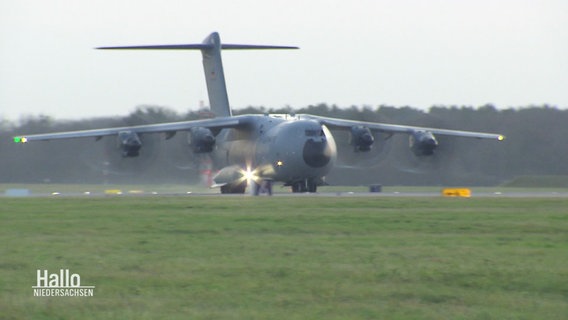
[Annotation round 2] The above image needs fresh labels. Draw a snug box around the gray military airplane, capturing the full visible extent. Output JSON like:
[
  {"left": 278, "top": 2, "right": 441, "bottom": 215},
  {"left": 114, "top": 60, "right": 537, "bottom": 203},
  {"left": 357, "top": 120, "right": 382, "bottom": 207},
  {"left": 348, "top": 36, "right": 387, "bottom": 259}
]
[{"left": 13, "top": 32, "right": 505, "bottom": 195}]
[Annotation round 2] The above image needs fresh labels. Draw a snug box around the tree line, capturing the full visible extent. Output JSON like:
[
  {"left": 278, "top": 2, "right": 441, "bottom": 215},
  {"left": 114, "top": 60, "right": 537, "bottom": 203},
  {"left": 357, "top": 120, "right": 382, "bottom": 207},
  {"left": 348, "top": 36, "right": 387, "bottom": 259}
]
[{"left": 1, "top": 104, "right": 567, "bottom": 186}]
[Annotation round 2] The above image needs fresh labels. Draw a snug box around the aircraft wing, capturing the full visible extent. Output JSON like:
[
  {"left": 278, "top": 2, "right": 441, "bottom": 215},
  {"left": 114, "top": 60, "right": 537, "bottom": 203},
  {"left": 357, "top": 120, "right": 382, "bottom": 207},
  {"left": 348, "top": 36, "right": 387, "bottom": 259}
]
[
  {"left": 13, "top": 116, "right": 246, "bottom": 143},
  {"left": 299, "top": 114, "right": 505, "bottom": 140}
]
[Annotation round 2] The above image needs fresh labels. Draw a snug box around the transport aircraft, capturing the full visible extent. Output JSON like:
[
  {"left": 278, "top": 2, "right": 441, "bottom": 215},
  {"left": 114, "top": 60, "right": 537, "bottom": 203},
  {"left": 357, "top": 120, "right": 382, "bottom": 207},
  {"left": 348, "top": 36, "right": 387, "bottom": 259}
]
[{"left": 13, "top": 32, "right": 505, "bottom": 195}]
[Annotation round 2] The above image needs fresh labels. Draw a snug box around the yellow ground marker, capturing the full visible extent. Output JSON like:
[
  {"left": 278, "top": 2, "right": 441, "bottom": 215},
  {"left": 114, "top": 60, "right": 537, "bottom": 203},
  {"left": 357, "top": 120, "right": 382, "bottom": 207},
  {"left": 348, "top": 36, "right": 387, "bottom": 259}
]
[
  {"left": 442, "top": 188, "right": 471, "bottom": 198},
  {"left": 104, "top": 189, "right": 123, "bottom": 195}
]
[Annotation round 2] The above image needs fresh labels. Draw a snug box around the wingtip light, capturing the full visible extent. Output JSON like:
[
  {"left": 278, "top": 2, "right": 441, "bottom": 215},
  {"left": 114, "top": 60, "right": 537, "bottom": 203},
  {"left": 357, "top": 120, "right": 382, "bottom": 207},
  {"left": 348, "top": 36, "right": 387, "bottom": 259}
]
[
  {"left": 14, "top": 136, "right": 28, "bottom": 143},
  {"left": 498, "top": 135, "right": 505, "bottom": 141}
]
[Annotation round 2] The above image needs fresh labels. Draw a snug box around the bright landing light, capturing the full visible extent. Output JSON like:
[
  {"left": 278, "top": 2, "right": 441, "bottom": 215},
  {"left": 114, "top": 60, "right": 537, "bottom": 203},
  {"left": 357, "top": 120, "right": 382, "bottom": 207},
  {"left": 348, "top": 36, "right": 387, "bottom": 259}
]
[{"left": 243, "top": 169, "right": 255, "bottom": 181}]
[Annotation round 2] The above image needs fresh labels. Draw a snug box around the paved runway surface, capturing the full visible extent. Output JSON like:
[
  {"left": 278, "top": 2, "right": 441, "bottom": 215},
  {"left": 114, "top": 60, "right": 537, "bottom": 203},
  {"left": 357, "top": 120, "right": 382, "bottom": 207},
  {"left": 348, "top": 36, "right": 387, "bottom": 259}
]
[{"left": 4, "top": 189, "right": 568, "bottom": 198}]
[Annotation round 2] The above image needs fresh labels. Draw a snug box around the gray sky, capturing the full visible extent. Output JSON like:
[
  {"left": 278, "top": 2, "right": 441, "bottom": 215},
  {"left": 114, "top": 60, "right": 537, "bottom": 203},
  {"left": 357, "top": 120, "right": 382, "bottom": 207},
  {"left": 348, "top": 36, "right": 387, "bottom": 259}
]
[{"left": 1, "top": 0, "right": 567, "bottom": 121}]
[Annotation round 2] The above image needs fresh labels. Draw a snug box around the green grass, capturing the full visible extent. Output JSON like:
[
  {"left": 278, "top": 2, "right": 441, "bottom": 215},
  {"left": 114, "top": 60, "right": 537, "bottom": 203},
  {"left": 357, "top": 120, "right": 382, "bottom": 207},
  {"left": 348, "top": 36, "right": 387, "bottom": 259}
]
[
  {"left": 1, "top": 196, "right": 567, "bottom": 319},
  {"left": 502, "top": 175, "right": 568, "bottom": 188}
]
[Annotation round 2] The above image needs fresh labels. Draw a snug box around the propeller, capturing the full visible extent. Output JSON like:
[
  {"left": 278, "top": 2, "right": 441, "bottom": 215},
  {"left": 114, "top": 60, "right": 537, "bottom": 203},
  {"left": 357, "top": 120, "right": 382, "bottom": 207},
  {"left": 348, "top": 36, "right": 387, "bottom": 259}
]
[
  {"left": 79, "top": 108, "right": 166, "bottom": 180},
  {"left": 335, "top": 130, "right": 393, "bottom": 169},
  {"left": 390, "top": 114, "right": 457, "bottom": 175}
]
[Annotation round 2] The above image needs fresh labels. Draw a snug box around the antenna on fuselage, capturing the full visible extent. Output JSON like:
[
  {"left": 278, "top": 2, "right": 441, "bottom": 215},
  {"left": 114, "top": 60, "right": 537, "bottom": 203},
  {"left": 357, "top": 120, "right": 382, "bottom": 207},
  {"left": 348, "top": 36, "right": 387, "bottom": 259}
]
[{"left": 97, "top": 32, "right": 298, "bottom": 118}]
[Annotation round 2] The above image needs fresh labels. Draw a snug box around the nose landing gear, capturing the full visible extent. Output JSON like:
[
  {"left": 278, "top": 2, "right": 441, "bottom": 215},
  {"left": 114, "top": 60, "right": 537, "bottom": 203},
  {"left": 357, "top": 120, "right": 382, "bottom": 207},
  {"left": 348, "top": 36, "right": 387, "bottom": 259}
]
[{"left": 291, "top": 179, "right": 317, "bottom": 193}]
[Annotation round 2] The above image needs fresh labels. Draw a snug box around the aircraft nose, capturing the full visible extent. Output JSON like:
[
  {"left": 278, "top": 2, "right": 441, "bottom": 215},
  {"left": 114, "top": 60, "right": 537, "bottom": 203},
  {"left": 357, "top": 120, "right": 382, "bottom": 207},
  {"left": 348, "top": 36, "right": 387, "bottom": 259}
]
[{"left": 303, "top": 138, "right": 332, "bottom": 168}]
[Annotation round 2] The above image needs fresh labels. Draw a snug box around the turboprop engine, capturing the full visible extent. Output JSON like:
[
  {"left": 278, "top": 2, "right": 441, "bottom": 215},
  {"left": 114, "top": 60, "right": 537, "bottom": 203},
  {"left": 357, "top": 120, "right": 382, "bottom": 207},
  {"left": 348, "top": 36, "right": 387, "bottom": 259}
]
[
  {"left": 188, "top": 127, "right": 216, "bottom": 153},
  {"left": 409, "top": 131, "right": 438, "bottom": 156},
  {"left": 117, "top": 131, "right": 142, "bottom": 157},
  {"left": 349, "top": 126, "right": 374, "bottom": 152}
]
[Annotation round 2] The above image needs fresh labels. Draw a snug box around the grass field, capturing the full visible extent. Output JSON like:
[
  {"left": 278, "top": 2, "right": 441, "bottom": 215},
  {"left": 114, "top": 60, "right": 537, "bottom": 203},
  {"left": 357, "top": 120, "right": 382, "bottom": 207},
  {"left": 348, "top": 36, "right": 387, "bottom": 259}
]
[{"left": 1, "top": 196, "right": 567, "bottom": 319}]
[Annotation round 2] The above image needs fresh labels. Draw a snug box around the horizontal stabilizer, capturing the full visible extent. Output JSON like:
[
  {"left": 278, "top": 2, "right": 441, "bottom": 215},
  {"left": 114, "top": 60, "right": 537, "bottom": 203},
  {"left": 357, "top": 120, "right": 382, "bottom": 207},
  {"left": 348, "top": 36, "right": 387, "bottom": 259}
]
[
  {"left": 95, "top": 32, "right": 298, "bottom": 118},
  {"left": 97, "top": 44, "right": 299, "bottom": 50},
  {"left": 222, "top": 44, "right": 299, "bottom": 50},
  {"left": 97, "top": 44, "right": 209, "bottom": 50}
]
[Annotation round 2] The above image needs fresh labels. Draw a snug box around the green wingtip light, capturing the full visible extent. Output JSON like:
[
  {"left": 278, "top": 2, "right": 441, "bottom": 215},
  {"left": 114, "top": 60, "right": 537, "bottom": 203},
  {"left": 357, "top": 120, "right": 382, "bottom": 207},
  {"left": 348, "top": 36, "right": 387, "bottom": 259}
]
[{"left": 14, "top": 136, "right": 27, "bottom": 143}]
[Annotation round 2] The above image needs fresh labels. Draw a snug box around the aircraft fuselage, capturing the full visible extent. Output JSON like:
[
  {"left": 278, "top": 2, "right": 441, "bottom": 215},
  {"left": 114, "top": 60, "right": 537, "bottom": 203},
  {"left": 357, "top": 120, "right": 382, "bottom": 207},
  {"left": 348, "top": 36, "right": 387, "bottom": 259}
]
[{"left": 212, "top": 114, "right": 337, "bottom": 186}]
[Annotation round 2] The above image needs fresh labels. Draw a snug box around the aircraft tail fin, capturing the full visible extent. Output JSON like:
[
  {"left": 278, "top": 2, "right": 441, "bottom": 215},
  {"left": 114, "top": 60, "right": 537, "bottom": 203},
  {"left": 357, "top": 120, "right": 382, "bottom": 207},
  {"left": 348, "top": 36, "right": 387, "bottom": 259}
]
[{"left": 97, "top": 32, "right": 298, "bottom": 118}]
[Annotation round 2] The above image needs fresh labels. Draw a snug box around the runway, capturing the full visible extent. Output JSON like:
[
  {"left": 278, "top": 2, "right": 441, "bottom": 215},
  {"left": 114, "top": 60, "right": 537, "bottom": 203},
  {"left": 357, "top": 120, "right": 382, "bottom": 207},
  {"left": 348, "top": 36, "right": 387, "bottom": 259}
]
[{"left": 4, "top": 188, "right": 568, "bottom": 198}]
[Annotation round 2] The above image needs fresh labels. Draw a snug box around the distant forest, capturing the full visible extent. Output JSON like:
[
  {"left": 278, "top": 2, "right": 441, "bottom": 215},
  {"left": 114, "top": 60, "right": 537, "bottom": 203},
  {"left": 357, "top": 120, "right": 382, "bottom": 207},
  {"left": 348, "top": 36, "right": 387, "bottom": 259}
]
[{"left": 2, "top": 104, "right": 567, "bottom": 186}]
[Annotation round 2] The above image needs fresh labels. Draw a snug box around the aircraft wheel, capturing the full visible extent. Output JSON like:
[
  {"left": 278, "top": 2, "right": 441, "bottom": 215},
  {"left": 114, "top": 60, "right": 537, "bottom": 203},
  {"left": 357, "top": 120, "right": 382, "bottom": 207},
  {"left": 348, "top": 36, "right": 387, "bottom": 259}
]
[
  {"left": 307, "top": 179, "right": 317, "bottom": 193},
  {"left": 292, "top": 181, "right": 307, "bottom": 193}
]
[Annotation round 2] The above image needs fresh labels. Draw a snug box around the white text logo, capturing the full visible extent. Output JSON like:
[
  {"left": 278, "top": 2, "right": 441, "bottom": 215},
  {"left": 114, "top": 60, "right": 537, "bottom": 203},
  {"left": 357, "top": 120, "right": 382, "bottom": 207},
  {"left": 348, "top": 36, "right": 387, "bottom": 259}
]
[{"left": 33, "top": 269, "right": 95, "bottom": 297}]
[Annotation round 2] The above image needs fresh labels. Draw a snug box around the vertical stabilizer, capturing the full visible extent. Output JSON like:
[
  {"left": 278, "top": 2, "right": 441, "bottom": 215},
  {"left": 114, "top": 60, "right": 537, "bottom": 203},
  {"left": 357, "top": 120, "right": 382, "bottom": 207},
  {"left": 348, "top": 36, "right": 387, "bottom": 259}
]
[
  {"left": 97, "top": 32, "right": 298, "bottom": 118},
  {"left": 201, "top": 33, "right": 231, "bottom": 117}
]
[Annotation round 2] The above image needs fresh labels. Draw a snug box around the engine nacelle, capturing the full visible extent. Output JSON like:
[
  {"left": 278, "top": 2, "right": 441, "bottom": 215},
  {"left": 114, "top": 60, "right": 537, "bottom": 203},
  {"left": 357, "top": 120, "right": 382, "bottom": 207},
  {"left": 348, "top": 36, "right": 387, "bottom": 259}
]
[
  {"left": 409, "top": 131, "right": 438, "bottom": 156},
  {"left": 117, "top": 131, "right": 142, "bottom": 157},
  {"left": 349, "top": 126, "right": 374, "bottom": 152},
  {"left": 188, "top": 127, "right": 216, "bottom": 153}
]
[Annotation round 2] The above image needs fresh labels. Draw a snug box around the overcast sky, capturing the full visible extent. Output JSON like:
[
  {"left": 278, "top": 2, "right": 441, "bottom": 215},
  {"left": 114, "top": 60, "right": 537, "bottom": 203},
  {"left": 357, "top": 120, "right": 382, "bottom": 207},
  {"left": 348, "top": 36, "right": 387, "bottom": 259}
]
[{"left": 1, "top": 0, "right": 567, "bottom": 121}]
